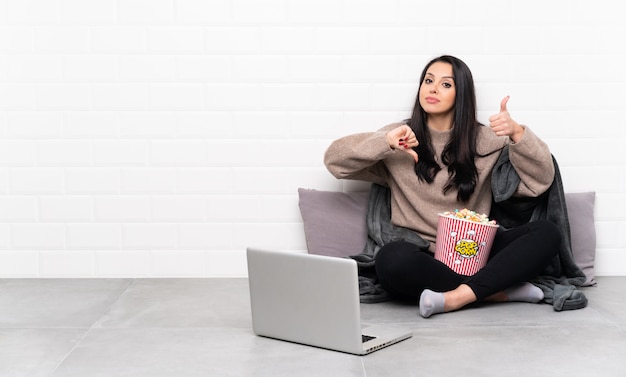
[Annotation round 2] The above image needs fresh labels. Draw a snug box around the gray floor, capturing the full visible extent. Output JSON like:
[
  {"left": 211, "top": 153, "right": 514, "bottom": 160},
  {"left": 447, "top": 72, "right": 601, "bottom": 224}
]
[{"left": 1, "top": 277, "right": 624, "bottom": 377}]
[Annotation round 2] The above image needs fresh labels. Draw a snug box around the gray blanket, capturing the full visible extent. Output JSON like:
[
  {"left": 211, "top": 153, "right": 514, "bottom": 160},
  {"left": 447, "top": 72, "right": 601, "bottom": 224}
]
[{"left": 351, "top": 146, "right": 588, "bottom": 311}]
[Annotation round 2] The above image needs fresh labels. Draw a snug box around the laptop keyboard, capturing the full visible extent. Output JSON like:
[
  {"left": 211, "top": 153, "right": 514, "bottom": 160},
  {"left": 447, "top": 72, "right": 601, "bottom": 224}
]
[{"left": 362, "top": 334, "right": 376, "bottom": 343}]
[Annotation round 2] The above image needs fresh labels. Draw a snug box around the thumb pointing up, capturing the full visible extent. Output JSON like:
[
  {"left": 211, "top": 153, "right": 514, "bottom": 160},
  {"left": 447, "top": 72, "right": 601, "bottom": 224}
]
[
  {"left": 499, "top": 95, "right": 510, "bottom": 113},
  {"left": 489, "top": 95, "right": 524, "bottom": 142}
]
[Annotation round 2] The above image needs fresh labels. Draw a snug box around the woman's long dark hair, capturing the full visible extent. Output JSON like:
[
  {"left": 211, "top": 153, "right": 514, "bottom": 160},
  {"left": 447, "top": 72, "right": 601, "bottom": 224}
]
[{"left": 407, "top": 55, "right": 481, "bottom": 203}]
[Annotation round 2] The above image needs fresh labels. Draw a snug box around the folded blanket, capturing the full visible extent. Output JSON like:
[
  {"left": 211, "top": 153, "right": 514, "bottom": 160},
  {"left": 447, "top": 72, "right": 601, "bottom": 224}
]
[
  {"left": 491, "top": 146, "right": 587, "bottom": 311},
  {"left": 351, "top": 146, "right": 587, "bottom": 311}
]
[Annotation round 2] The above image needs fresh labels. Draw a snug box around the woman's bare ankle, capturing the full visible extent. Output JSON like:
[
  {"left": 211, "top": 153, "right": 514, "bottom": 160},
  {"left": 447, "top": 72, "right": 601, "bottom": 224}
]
[{"left": 443, "top": 284, "right": 477, "bottom": 312}]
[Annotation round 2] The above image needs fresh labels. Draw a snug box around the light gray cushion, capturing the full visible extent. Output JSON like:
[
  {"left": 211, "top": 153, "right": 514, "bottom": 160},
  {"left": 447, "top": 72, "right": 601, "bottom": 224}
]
[
  {"left": 298, "top": 188, "right": 369, "bottom": 258},
  {"left": 565, "top": 192, "right": 597, "bottom": 286}
]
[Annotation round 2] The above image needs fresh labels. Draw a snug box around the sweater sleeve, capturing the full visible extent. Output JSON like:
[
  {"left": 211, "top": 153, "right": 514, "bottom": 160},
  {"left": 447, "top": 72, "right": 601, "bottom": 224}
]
[
  {"left": 508, "top": 126, "right": 555, "bottom": 197},
  {"left": 324, "top": 124, "right": 401, "bottom": 184}
]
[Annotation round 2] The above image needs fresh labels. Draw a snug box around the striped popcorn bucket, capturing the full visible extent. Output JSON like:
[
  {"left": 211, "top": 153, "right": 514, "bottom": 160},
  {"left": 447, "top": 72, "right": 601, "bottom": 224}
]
[{"left": 434, "top": 214, "right": 499, "bottom": 276}]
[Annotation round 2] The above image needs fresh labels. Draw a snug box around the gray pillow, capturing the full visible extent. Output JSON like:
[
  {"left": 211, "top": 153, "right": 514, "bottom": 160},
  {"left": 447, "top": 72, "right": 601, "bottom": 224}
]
[
  {"left": 298, "top": 188, "right": 369, "bottom": 258},
  {"left": 298, "top": 188, "right": 597, "bottom": 286},
  {"left": 565, "top": 192, "right": 597, "bottom": 286}
]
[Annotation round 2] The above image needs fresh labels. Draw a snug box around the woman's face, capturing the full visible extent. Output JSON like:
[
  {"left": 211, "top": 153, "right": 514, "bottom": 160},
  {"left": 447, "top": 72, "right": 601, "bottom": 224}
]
[{"left": 419, "top": 61, "right": 456, "bottom": 117}]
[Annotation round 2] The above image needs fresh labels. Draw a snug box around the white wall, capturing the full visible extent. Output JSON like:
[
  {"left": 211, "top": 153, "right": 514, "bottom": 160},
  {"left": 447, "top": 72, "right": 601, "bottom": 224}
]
[{"left": 0, "top": 0, "right": 624, "bottom": 277}]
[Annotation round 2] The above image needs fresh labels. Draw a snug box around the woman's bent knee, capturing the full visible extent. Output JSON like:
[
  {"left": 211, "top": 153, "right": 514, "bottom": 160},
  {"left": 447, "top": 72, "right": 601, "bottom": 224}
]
[{"left": 375, "top": 241, "right": 417, "bottom": 276}]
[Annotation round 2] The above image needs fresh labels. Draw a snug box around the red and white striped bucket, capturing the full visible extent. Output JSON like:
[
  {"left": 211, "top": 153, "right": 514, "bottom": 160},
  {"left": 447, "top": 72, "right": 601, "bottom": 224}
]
[{"left": 434, "top": 214, "right": 499, "bottom": 276}]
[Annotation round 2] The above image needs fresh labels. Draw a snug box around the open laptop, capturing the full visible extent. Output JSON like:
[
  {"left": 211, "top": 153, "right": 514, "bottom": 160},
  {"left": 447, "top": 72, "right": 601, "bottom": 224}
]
[{"left": 246, "top": 247, "right": 412, "bottom": 355}]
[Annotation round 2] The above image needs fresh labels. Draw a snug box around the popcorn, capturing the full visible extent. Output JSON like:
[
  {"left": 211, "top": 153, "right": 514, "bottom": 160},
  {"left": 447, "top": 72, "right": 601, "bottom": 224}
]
[
  {"left": 440, "top": 208, "right": 496, "bottom": 225},
  {"left": 435, "top": 209, "right": 499, "bottom": 275}
]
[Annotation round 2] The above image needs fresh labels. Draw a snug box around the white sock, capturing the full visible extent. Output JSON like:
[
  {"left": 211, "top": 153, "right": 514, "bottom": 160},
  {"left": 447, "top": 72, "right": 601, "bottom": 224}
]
[
  {"left": 419, "top": 289, "right": 445, "bottom": 318},
  {"left": 504, "top": 282, "right": 544, "bottom": 303}
]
